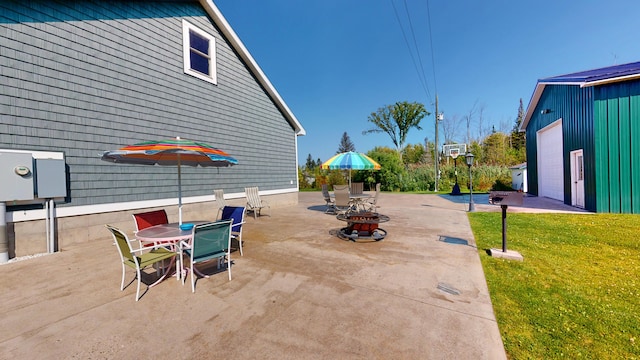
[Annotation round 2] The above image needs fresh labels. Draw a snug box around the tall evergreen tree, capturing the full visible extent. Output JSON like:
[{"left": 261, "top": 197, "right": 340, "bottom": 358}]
[
  {"left": 511, "top": 98, "right": 526, "bottom": 151},
  {"left": 305, "top": 154, "right": 315, "bottom": 169},
  {"left": 337, "top": 132, "right": 356, "bottom": 153}
]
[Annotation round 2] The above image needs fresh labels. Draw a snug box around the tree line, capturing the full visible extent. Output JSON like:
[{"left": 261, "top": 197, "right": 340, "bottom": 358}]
[{"left": 300, "top": 99, "right": 527, "bottom": 193}]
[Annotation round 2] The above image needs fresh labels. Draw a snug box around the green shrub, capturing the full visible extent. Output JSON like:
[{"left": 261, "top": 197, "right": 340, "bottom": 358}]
[{"left": 491, "top": 178, "right": 514, "bottom": 191}]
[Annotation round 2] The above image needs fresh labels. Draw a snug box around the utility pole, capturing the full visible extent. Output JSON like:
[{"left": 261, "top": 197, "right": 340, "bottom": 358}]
[{"left": 434, "top": 95, "right": 442, "bottom": 192}]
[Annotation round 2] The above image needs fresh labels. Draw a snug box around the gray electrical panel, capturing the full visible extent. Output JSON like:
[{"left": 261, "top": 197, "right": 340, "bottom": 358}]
[
  {"left": 35, "top": 159, "right": 67, "bottom": 198},
  {"left": 0, "top": 152, "right": 35, "bottom": 202}
]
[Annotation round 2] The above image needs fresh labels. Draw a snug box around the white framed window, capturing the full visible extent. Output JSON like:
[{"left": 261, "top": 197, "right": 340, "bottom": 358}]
[{"left": 182, "top": 20, "right": 217, "bottom": 84}]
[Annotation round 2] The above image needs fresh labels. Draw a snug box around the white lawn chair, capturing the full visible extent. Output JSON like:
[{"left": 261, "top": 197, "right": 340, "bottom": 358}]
[
  {"left": 322, "top": 184, "right": 335, "bottom": 214},
  {"left": 213, "top": 189, "right": 227, "bottom": 220},
  {"left": 333, "top": 185, "right": 355, "bottom": 215},
  {"left": 244, "top": 186, "right": 270, "bottom": 219},
  {"left": 350, "top": 182, "right": 364, "bottom": 195},
  {"left": 364, "top": 183, "right": 381, "bottom": 212}
]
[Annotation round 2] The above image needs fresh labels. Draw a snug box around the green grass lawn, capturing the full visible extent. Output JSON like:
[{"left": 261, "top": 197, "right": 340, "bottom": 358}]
[{"left": 468, "top": 213, "right": 640, "bottom": 359}]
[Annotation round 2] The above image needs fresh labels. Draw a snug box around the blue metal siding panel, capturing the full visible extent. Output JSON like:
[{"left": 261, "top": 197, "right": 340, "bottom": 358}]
[{"left": 0, "top": 1, "right": 298, "bottom": 208}]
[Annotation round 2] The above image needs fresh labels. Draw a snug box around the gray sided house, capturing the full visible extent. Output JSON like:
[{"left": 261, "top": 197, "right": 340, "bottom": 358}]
[
  {"left": 0, "top": 0, "right": 305, "bottom": 257},
  {"left": 522, "top": 61, "right": 640, "bottom": 214}
]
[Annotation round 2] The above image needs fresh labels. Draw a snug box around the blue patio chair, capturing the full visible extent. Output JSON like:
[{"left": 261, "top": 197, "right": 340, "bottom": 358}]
[{"left": 221, "top": 206, "right": 246, "bottom": 256}]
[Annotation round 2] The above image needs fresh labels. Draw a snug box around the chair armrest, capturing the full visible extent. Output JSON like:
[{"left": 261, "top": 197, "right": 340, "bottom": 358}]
[{"left": 129, "top": 246, "right": 169, "bottom": 255}]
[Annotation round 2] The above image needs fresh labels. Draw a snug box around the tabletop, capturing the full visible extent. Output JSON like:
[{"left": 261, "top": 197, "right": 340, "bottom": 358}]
[
  {"left": 330, "top": 193, "right": 372, "bottom": 199},
  {"left": 136, "top": 221, "right": 209, "bottom": 244},
  {"left": 349, "top": 193, "right": 371, "bottom": 200}
]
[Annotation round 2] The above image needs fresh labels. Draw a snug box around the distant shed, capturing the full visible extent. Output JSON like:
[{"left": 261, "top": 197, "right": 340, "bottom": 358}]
[{"left": 509, "top": 163, "right": 527, "bottom": 193}]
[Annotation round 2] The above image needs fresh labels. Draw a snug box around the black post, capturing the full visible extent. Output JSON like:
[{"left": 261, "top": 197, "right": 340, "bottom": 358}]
[
  {"left": 454, "top": 157, "right": 458, "bottom": 183},
  {"left": 465, "top": 152, "right": 475, "bottom": 212},
  {"left": 468, "top": 165, "right": 475, "bottom": 211},
  {"left": 501, "top": 204, "right": 508, "bottom": 252}
]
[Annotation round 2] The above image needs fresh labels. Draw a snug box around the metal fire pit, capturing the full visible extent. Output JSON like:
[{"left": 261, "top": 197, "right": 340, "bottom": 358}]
[{"left": 336, "top": 212, "right": 390, "bottom": 241}]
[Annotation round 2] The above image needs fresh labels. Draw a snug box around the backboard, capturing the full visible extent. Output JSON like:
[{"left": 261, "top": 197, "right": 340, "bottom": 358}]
[{"left": 443, "top": 144, "right": 467, "bottom": 159}]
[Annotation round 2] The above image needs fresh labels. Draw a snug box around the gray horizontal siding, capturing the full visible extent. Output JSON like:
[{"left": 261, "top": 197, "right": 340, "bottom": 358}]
[{"left": 0, "top": 1, "right": 298, "bottom": 208}]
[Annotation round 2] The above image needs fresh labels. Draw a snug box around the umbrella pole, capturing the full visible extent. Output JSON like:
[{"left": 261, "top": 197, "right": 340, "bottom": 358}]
[{"left": 178, "top": 155, "right": 182, "bottom": 225}]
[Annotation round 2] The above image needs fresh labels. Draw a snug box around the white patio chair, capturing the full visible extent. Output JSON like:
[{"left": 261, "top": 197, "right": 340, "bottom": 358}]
[
  {"left": 213, "top": 189, "right": 228, "bottom": 220},
  {"left": 350, "top": 182, "right": 364, "bottom": 195},
  {"left": 364, "top": 183, "right": 381, "bottom": 212},
  {"left": 245, "top": 186, "right": 270, "bottom": 219},
  {"left": 333, "top": 186, "right": 355, "bottom": 215},
  {"left": 322, "top": 184, "right": 335, "bottom": 214}
]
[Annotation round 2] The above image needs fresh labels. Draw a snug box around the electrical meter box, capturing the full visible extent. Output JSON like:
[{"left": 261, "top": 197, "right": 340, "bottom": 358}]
[
  {"left": 35, "top": 158, "right": 67, "bottom": 198},
  {"left": 489, "top": 191, "right": 524, "bottom": 206},
  {"left": 0, "top": 152, "right": 35, "bottom": 202}
]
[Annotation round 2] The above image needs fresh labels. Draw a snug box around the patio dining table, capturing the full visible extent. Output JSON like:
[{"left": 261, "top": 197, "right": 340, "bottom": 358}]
[
  {"left": 348, "top": 193, "right": 372, "bottom": 211},
  {"left": 136, "top": 221, "right": 209, "bottom": 281},
  {"left": 329, "top": 192, "right": 372, "bottom": 212}
]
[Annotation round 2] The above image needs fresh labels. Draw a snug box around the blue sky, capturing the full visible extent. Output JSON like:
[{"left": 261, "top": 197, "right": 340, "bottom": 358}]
[{"left": 215, "top": 1, "right": 640, "bottom": 165}]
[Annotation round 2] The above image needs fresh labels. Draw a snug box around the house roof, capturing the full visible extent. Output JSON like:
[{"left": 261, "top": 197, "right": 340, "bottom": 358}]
[
  {"left": 521, "top": 61, "right": 640, "bottom": 131},
  {"left": 199, "top": 0, "right": 305, "bottom": 136}
]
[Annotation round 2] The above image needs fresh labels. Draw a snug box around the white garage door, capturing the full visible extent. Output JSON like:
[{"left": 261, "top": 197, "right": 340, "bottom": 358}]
[{"left": 537, "top": 120, "right": 564, "bottom": 201}]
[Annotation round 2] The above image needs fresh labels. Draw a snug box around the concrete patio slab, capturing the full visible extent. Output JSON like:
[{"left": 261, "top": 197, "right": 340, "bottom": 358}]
[{"left": 0, "top": 192, "right": 528, "bottom": 359}]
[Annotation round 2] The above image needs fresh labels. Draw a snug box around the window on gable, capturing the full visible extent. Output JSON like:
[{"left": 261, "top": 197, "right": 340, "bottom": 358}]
[{"left": 182, "top": 20, "right": 217, "bottom": 84}]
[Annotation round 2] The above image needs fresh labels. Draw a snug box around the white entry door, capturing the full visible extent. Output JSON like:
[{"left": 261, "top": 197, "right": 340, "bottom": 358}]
[{"left": 570, "top": 149, "right": 585, "bottom": 208}]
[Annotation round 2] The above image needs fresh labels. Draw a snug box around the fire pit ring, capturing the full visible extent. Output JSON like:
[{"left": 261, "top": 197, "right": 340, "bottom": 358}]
[{"left": 336, "top": 212, "right": 390, "bottom": 241}]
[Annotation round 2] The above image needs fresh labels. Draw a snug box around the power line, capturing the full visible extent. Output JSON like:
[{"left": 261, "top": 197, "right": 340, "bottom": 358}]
[
  {"left": 425, "top": 0, "right": 438, "bottom": 95},
  {"left": 402, "top": 0, "right": 430, "bottom": 98},
  {"left": 390, "top": 0, "right": 432, "bottom": 103}
]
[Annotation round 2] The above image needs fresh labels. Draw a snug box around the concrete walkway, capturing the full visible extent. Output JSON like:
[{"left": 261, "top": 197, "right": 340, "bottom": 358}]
[{"left": 0, "top": 192, "right": 520, "bottom": 359}]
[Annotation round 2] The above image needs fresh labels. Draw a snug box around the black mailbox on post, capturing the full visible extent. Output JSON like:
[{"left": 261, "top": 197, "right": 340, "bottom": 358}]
[{"left": 489, "top": 191, "right": 524, "bottom": 206}]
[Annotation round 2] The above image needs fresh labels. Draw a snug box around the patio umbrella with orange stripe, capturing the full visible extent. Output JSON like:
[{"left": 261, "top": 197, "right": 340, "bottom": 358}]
[{"left": 101, "top": 137, "right": 238, "bottom": 224}]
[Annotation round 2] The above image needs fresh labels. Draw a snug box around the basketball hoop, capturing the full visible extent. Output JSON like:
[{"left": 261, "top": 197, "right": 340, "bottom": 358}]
[{"left": 443, "top": 143, "right": 466, "bottom": 159}]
